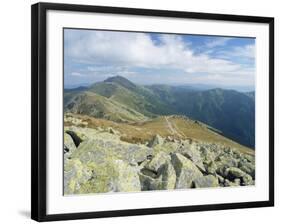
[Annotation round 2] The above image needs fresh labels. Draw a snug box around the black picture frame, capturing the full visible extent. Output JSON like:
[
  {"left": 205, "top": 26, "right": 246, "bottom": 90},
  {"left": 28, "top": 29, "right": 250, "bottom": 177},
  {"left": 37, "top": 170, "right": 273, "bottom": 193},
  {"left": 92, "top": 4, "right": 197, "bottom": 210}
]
[{"left": 31, "top": 2, "right": 274, "bottom": 222}]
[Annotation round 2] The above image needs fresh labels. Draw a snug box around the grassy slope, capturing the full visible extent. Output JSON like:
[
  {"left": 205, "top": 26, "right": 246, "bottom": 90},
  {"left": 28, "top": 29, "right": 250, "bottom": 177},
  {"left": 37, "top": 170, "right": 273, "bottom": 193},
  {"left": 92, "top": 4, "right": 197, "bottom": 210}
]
[
  {"left": 148, "top": 86, "right": 255, "bottom": 148},
  {"left": 64, "top": 91, "right": 148, "bottom": 122},
  {"left": 66, "top": 113, "right": 254, "bottom": 155},
  {"left": 89, "top": 81, "right": 174, "bottom": 117}
]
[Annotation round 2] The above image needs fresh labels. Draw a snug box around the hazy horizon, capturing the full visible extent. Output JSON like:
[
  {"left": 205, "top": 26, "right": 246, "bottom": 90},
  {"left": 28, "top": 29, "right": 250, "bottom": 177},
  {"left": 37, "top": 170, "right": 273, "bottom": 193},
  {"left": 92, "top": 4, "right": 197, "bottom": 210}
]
[{"left": 64, "top": 75, "right": 254, "bottom": 92}]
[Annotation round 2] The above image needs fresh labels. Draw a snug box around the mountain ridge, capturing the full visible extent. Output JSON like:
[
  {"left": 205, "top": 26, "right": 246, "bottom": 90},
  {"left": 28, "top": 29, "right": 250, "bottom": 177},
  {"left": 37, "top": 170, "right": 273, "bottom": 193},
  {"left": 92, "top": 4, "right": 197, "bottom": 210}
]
[{"left": 64, "top": 76, "right": 255, "bottom": 148}]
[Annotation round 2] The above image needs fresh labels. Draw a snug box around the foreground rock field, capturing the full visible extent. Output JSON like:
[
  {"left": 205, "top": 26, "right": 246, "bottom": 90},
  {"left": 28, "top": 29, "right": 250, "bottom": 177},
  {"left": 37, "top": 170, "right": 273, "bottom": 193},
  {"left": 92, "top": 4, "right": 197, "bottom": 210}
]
[{"left": 64, "top": 115, "right": 255, "bottom": 195}]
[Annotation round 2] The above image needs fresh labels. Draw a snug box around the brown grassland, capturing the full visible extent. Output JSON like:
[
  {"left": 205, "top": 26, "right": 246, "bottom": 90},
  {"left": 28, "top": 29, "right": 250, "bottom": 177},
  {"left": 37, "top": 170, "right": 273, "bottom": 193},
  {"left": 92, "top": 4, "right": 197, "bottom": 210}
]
[{"left": 65, "top": 113, "right": 254, "bottom": 156}]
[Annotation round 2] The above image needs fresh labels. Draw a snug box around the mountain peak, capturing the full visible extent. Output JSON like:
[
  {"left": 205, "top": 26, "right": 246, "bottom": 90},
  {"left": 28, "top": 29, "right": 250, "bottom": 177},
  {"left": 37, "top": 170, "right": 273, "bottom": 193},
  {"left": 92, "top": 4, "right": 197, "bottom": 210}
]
[{"left": 104, "top": 76, "right": 136, "bottom": 90}]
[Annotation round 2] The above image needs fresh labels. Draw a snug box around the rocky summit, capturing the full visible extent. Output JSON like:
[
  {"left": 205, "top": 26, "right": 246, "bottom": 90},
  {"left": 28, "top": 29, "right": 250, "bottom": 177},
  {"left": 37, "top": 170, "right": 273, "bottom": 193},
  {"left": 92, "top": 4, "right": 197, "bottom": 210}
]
[{"left": 64, "top": 115, "right": 255, "bottom": 195}]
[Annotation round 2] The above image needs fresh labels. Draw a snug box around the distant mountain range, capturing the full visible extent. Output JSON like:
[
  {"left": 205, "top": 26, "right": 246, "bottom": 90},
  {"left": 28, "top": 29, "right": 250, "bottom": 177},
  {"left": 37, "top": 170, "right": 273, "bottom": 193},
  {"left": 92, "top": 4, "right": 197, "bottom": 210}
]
[{"left": 64, "top": 76, "right": 255, "bottom": 148}]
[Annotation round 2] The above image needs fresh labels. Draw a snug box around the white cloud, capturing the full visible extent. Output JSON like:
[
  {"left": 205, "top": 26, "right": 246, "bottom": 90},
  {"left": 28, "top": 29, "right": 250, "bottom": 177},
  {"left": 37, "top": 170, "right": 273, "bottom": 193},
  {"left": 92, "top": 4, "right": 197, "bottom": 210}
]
[
  {"left": 65, "top": 30, "right": 255, "bottom": 86},
  {"left": 70, "top": 72, "right": 85, "bottom": 77}
]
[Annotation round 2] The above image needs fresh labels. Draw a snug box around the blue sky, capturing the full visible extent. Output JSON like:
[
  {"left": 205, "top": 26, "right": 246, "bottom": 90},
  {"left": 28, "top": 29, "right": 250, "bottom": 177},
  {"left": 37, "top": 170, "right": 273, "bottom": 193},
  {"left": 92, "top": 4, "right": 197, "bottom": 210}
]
[{"left": 64, "top": 29, "right": 255, "bottom": 91}]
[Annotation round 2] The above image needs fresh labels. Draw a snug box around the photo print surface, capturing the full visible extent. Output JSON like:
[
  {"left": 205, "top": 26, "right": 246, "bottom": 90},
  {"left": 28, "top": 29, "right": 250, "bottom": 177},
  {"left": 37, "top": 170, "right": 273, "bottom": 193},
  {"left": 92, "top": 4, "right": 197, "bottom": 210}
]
[{"left": 63, "top": 28, "right": 255, "bottom": 195}]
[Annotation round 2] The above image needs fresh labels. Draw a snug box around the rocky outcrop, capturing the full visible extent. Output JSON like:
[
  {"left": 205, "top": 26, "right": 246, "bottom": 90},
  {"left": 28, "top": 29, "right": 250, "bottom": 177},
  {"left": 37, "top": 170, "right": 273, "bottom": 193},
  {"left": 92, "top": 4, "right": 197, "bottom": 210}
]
[
  {"left": 179, "top": 144, "right": 206, "bottom": 172},
  {"left": 64, "top": 125, "right": 255, "bottom": 195},
  {"left": 64, "top": 158, "right": 141, "bottom": 194},
  {"left": 193, "top": 175, "right": 219, "bottom": 188},
  {"left": 148, "top": 134, "right": 164, "bottom": 148},
  {"left": 225, "top": 167, "right": 254, "bottom": 186},
  {"left": 139, "top": 151, "right": 176, "bottom": 190},
  {"left": 171, "top": 153, "right": 203, "bottom": 189},
  {"left": 238, "top": 161, "right": 255, "bottom": 179}
]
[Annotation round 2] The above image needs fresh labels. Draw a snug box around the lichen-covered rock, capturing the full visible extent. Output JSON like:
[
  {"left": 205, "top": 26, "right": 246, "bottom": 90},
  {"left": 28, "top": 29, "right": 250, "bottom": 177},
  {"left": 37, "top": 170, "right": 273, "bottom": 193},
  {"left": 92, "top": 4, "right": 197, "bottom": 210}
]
[
  {"left": 224, "top": 167, "right": 254, "bottom": 186},
  {"left": 145, "top": 151, "right": 170, "bottom": 171},
  {"left": 110, "top": 160, "right": 141, "bottom": 192},
  {"left": 244, "top": 154, "right": 255, "bottom": 163},
  {"left": 239, "top": 161, "right": 255, "bottom": 179},
  {"left": 232, "top": 151, "right": 242, "bottom": 159},
  {"left": 180, "top": 144, "right": 205, "bottom": 172},
  {"left": 64, "top": 159, "right": 92, "bottom": 194},
  {"left": 139, "top": 152, "right": 176, "bottom": 190},
  {"left": 216, "top": 156, "right": 239, "bottom": 168},
  {"left": 204, "top": 160, "right": 217, "bottom": 175},
  {"left": 63, "top": 123, "right": 255, "bottom": 194},
  {"left": 75, "top": 138, "right": 153, "bottom": 165},
  {"left": 225, "top": 167, "right": 247, "bottom": 180},
  {"left": 241, "top": 174, "right": 254, "bottom": 186},
  {"left": 139, "top": 173, "right": 163, "bottom": 190},
  {"left": 215, "top": 156, "right": 239, "bottom": 178},
  {"left": 159, "top": 162, "right": 177, "bottom": 189},
  {"left": 139, "top": 163, "right": 176, "bottom": 190},
  {"left": 224, "top": 179, "right": 240, "bottom": 187},
  {"left": 65, "top": 126, "right": 96, "bottom": 141},
  {"left": 217, "top": 174, "right": 225, "bottom": 185},
  {"left": 64, "top": 131, "right": 150, "bottom": 194},
  {"left": 64, "top": 158, "right": 141, "bottom": 194},
  {"left": 193, "top": 175, "right": 219, "bottom": 188},
  {"left": 199, "top": 146, "right": 216, "bottom": 162},
  {"left": 148, "top": 134, "right": 164, "bottom": 148},
  {"left": 171, "top": 153, "right": 203, "bottom": 189}
]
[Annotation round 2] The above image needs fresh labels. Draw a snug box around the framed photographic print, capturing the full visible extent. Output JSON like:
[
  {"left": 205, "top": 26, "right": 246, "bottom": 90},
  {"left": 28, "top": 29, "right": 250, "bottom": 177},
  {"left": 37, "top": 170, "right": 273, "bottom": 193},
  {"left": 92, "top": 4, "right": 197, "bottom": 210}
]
[{"left": 31, "top": 2, "right": 274, "bottom": 222}]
